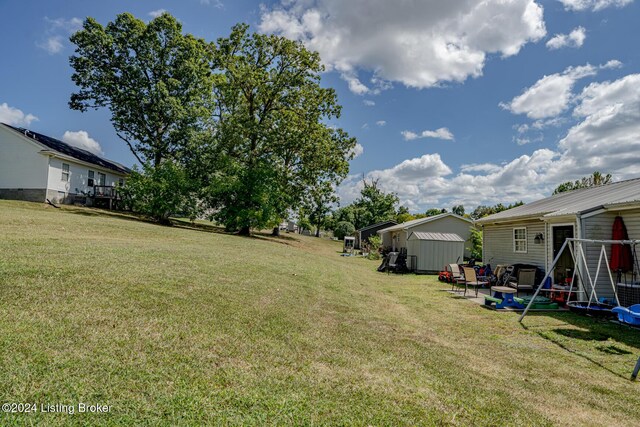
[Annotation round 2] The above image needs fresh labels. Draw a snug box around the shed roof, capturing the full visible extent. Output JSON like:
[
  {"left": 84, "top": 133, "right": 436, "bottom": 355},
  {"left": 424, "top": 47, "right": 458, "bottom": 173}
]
[
  {"left": 408, "top": 232, "right": 464, "bottom": 242},
  {"left": 476, "top": 178, "right": 640, "bottom": 224},
  {"left": 377, "top": 213, "right": 472, "bottom": 234},
  {"left": 2, "top": 123, "right": 130, "bottom": 175}
]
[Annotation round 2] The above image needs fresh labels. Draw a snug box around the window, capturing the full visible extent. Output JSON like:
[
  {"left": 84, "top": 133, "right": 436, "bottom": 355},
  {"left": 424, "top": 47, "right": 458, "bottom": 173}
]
[
  {"left": 513, "top": 227, "right": 527, "bottom": 253},
  {"left": 88, "top": 170, "right": 94, "bottom": 187},
  {"left": 118, "top": 178, "right": 124, "bottom": 187},
  {"left": 61, "top": 163, "right": 69, "bottom": 182},
  {"left": 97, "top": 172, "right": 106, "bottom": 186}
]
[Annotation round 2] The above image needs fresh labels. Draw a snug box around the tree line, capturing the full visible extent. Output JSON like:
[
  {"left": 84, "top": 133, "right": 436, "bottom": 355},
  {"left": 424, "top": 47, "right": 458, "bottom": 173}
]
[{"left": 69, "top": 12, "right": 356, "bottom": 235}]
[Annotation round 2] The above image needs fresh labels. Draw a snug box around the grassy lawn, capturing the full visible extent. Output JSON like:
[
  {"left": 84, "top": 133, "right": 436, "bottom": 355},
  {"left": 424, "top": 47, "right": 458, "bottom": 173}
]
[{"left": 1, "top": 200, "right": 639, "bottom": 426}]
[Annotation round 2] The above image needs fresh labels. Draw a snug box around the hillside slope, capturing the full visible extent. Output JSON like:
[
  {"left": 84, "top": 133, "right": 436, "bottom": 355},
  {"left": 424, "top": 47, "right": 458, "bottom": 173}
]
[{"left": 1, "top": 200, "right": 639, "bottom": 426}]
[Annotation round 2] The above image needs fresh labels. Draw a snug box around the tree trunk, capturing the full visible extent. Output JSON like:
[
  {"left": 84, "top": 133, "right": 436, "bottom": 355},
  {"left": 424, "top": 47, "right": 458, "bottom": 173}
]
[
  {"left": 239, "top": 225, "right": 251, "bottom": 236},
  {"left": 272, "top": 226, "right": 280, "bottom": 237},
  {"left": 315, "top": 223, "right": 320, "bottom": 237}
]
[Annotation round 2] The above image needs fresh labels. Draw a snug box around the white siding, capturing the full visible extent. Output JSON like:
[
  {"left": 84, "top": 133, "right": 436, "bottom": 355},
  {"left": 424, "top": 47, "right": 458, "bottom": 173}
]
[
  {"left": 582, "top": 209, "right": 640, "bottom": 301},
  {"left": 483, "top": 220, "right": 547, "bottom": 268},
  {"left": 47, "top": 158, "right": 125, "bottom": 201},
  {"left": 0, "top": 125, "right": 49, "bottom": 189}
]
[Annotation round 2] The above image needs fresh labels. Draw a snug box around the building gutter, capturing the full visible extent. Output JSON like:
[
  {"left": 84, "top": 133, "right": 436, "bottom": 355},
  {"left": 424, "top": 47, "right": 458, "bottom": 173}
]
[{"left": 603, "top": 202, "right": 640, "bottom": 212}]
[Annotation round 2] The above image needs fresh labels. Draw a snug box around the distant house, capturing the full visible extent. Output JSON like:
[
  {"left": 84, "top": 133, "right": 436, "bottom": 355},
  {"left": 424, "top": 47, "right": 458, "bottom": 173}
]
[
  {"left": 476, "top": 178, "right": 640, "bottom": 300},
  {"left": 0, "top": 123, "right": 129, "bottom": 206},
  {"left": 354, "top": 220, "right": 396, "bottom": 249},
  {"left": 377, "top": 213, "right": 474, "bottom": 258}
]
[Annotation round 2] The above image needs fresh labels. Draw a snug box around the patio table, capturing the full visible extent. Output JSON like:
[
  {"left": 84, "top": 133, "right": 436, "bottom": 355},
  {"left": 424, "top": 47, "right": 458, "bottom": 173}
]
[{"left": 490, "top": 286, "right": 522, "bottom": 309}]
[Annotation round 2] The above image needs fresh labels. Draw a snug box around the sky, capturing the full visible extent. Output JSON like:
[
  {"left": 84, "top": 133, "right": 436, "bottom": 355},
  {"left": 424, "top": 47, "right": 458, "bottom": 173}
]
[{"left": 1, "top": 0, "right": 639, "bottom": 213}]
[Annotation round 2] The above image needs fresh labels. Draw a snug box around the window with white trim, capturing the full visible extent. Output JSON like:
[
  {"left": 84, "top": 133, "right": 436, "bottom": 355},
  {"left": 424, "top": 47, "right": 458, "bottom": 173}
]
[
  {"left": 513, "top": 227, "right": 527, "bottom": 253},
  {"left": 88, "top": 170, "right": 95, "bottom": 187},
  {"left": 61, "top": 163, "right": 70, "bottom": 182},
  {"left": 97, "top": 172, "right": 106, "bottom": 186}
]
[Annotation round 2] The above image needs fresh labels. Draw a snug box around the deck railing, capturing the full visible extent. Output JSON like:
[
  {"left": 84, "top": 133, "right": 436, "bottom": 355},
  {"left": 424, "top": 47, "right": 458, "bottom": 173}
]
[{"left": 93, "top": 185, "right": 119, "bottom": 199}]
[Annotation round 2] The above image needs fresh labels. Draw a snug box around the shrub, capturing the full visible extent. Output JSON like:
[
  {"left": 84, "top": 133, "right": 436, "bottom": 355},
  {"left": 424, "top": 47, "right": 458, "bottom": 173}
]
[
  {"left": 468, "top": 227, "right": 483, "bottom": 260},
  {"left": 334, "top": 221, "right": 355, "bottom": 240},
  {"left": 367, "top": 235, "right": 382, "bottom": 260},
  {"left": 120, "top": 162, "right": 199, "bottom": 224}
]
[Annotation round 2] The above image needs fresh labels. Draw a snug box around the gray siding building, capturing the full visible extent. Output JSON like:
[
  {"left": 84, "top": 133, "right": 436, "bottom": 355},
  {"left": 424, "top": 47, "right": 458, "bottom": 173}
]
[{"left": 477, "top": 178, "right": 640, "bottom": 300}]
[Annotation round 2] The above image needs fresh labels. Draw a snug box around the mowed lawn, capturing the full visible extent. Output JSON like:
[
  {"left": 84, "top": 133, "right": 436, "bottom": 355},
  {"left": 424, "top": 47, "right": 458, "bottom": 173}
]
[{"left": 1, "top": 201, "right": 640, "bottom": 426}]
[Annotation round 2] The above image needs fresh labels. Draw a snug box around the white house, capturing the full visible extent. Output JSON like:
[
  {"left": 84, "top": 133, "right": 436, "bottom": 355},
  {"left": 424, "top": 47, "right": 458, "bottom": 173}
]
[
  {"left": 0, "top": 123, "right": 129, "bottom": 206},
  {"left": 476, "top": 178, "right": 640, "bottom": 301}
]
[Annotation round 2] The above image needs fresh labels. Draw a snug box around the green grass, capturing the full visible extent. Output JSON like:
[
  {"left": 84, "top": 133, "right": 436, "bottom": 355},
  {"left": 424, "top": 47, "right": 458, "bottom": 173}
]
[{"left": 1, "top": 200, "right": 639, "bottom": 426}]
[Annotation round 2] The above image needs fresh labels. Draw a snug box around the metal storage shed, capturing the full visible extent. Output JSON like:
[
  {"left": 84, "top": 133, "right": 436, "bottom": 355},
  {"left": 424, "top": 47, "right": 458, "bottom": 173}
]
[{"left": 407, "top": 232, "right": 465, "bottom": 273}]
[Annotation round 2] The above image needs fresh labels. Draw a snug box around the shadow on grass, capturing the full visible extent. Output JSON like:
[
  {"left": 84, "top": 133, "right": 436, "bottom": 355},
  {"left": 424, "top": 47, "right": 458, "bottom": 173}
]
[
  {"left": 64, "top": 206, "right": 157, "bottom": 225},
  {"left": 522, "top": 311, "right": 640, "bottom": 380},
  {"left": 63, "top": 206, "right": 306, "bottom": 247}
]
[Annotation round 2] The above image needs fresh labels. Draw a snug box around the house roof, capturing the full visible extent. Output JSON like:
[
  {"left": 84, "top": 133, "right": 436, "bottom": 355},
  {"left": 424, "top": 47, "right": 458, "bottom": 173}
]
[
  {"left": 355, "top": 220, "right": 397, "bottom": 233},
  {"left": 2, "top": 123, "right": 130, "bottom": 175},
  {"left": 377, "top": 212, "right": 472, "bottom": 234},
  {"left": 476, "top": 177, "right": 640, "bottom": 224},
  {"left": 408, "top": 232, "right": 464, "bottom": 242}
]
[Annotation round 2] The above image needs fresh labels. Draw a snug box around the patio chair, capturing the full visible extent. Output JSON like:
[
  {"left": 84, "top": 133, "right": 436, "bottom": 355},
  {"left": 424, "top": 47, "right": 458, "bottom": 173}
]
[
  {"left": 449, "top": 263, "right": 464, "bottom": 291},
  {"left": 461, "top": 266, "right": 488, "bottom": 297},
  {"left": 508, "top": 268, "right": 537, "bottom": 297}
]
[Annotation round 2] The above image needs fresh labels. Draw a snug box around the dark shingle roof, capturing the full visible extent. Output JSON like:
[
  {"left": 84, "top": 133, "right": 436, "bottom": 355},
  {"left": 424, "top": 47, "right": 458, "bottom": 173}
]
[
  {"left": 2, "top": 123, "right": 130, "bottom": 174},
  {"left": 355, "top": 220, "right": 397, "bottom": 233}
]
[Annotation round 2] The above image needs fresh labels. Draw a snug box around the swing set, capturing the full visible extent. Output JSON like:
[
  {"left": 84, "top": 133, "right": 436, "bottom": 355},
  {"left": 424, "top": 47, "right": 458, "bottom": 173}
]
[{"left": 518, "top": 238, "right": 640, "bottom": 379}]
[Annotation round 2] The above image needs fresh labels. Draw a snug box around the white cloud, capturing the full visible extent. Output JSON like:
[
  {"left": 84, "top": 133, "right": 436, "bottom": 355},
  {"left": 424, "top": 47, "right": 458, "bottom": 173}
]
[
  {"left": 460, "top": 163, "right": 502, "bottom": 174},
  {"left": 0, "top": 103, "right": 38, "bottom": 126},
  {"left": 558, "top": 0, "right": 633, "bottom": 11},
  {"left": 62, "top": 130, "right": 104, "bottom": 155},
  {"left": 402, "top": 127, "right": 454, "bottom": 141},
  {"left": 602, "top": 59, "right": 623, "bottom": 69},
  {"left": 350, "top": 143, "right": 364, "bottom": 159},
  {"left": 341, "top": 72, "right": 369, "bottom": 95},
  {"left": 259, "top": 0, "right": 546, "bottom": 93},
  {"left": 37, "top": 17, "right": 83, "bottom": 54},
  {"left": 37, "top": 36, "right": 64, "bottom": 55},
  {"left": 363, "top": 100, "right": 375, "bottom": 107},
  {"left": 546, "top": 26, "right": 586, "bottom": 50},
  {"left": 201, "top": 0, "right": 224, "bottom": 8},
  {"left": 500, "top": 62, "right": 621, "bottom": 119},
  {"left": 557, "top": 73, "right": 640, "bottom": 176},
  {"left": 149, "top": 9, "right": 167, "bottom": 18},
  {"left": 45, "top": 17, "right": 83, "bottom": 32},
  {"left": 376, "top": 120, "right": 386, "bottom": 127},
  {"left": 341, "top": 73, "right": 640, "bottom": 211}
]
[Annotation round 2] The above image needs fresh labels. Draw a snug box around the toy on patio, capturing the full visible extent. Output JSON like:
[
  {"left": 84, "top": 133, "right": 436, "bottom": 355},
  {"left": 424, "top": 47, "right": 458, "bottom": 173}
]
[{"left": 612, "top": 304, "right": 640, "bottom": 326}]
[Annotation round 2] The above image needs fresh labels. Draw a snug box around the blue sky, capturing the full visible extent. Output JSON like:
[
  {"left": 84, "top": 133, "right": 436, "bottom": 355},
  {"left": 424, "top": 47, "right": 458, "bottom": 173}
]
[{"left": 1, "top": 0, "right": 639, "bottom": 212}]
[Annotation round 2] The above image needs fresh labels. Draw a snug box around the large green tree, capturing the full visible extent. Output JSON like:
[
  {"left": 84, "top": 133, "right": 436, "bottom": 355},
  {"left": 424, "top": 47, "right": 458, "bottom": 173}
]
[
  {"left": 69, "top": 12, "right": 214, "bottom": 167},
  {"left": 470, "top": 201, "right": 524, "bottom": 220},
  {"left": 351, "top": 178, "right": 399, "bottom": 229},
  {"left": 207, "top": 24, "right": 355, "bottom": 235},
  {"left": 301, "top": 181, "right": 339, "bottom": 237},
  {"left": 552, "top": 171, "right": 613, "bottom": 195}
]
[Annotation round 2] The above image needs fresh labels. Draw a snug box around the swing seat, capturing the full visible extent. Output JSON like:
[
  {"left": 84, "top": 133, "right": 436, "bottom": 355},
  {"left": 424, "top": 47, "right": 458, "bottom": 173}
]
[
  {"left": 612, "top": 304, "right": 640, "bottom": 326},
  {"left": 567, "top": 301, "right": 616, "bottom": 318}
]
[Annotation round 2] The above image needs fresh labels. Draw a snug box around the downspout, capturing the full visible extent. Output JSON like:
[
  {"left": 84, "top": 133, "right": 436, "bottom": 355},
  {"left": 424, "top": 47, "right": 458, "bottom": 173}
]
[
  {"left": 481, "top": 224, "right": 485, "bottom": 264},
  {"left": 576, "top": 213, "right": 585, "bottom": 300}
]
